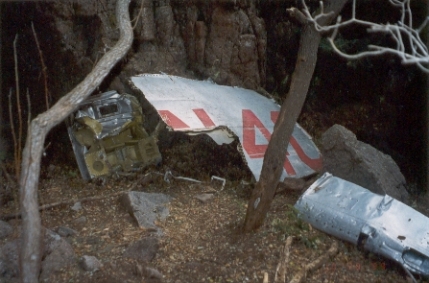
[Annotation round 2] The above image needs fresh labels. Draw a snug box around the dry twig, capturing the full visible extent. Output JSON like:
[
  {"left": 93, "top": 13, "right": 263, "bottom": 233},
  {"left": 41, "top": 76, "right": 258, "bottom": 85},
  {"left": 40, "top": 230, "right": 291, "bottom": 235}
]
[
  {"left": 31, "top": 22, "right": 50, "bottom": 110},
  {"left": 274, "top": 236, "right": 294, "bottom": 283},
  {"left": 301, "top": 0, "right": 429, "bottom": 72},
  {"left": 8, "top": 89, "right": 18, "bottom": 179},
  {"left": 289, "top": 240, "right": 339, "bottom": 283},
  {"left": 2, "top": 172, "right": 151, "bottom": 220},
  {"left": 12, "top": 35, "right": 23, "bottom": 180},
  {"left": 131, "top": 0, "right": 145, "bottom": 29}
]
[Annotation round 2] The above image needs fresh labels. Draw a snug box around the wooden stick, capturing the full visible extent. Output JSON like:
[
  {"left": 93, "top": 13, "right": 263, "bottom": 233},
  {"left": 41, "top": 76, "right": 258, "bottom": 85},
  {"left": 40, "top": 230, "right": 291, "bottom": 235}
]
[
  {"left": 13, "top": 35, "right": 22, "bottom": 181},
  {"left": 1, "top": 172, "right": 153, "bottom": 220},
  {"left": 263, "top": 272, "right": 269, "bottom": 283},
  {"left": 289, "top": 240, "right": 338, "bottom": 283},
  {"left": 274, "top": 236, "right": 294, "bottom": 283},
  {"left": 31, "top": 22, "right": 50, "bottom": 110},
  {"left": 8, "top": 89, "right": 18, "bottom": 180}
]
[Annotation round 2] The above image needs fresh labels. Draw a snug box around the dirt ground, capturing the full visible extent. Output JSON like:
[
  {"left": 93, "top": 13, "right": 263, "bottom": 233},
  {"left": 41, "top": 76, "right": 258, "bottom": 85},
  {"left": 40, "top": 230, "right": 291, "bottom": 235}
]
[{"left": 1, "top": 126, "right": 425, "bottom": 283}]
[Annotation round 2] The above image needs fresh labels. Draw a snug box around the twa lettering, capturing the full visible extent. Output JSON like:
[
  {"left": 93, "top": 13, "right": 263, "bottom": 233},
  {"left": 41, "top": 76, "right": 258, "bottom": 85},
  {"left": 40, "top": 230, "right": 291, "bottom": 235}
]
[
  {"left": 158, "top": 109, "right": 215, "bottom": 129},
  {"left": 158, "top": 108, "right": 322, "bottom": 176},
  {"left": 242, "top": 110, "right": 322, "bottom": 175}
]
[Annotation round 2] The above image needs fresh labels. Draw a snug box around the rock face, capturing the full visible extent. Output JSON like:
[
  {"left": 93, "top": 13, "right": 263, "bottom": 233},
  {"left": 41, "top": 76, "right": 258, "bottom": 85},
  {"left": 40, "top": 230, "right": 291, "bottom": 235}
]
[
  {"left": 320, "top": 124, "right": 409, "bottom": 203},
  {"left": 38, "top": 0, "right": 267, "bottom": 92}
]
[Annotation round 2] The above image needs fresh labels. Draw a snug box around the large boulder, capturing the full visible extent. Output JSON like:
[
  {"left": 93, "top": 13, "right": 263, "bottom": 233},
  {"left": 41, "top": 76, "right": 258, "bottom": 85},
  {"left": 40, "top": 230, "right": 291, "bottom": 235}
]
[{"left": 320, "top": 124, "right": 409, "bottom": 203}]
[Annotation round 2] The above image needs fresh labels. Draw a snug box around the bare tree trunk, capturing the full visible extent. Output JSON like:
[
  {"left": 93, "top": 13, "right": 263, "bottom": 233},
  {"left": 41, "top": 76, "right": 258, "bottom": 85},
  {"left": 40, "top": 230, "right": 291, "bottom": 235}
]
[
  {"left": 19, "top": 1, "right": 133, "bottom": 282},
  {"left": 243, "top": 0, "right": 347, "bottom": 232}
]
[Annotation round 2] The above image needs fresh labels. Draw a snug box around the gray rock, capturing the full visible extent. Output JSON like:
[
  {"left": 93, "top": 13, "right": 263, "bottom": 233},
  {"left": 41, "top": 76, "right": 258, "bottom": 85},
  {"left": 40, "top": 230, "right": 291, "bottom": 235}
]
[
  {"left": 194, "top": 193, "right": 214, "bottom": 203},
  {"left": 320, "top": 124, "right": 409, "bottom": 203},
  {"left": 143, "top": 266, "right": 163, "bottom": 280},
  {"left": 80, "top": 255, "right": 102, "bottom": 272},
  {"left": 57, "top": 226, "right": 78, "bottom": 237},
  {"left": 71, "top": 202, "right": 82, "bottom": 211},
  {"left": 123, "top": 237, "right": 159, "bottom": 262},
  {"left": 121, "top": 192, "right": 172, "bottom": 231},
  {"left": 0, "top": 239, "right": 19, "bottom": 281},
  {"left": 40, "top": 229, "right": 76, "bottom": 281},
  {"left": 73, "top": 216, "right": 87, "bottom": 225},
  {"left": 0, "top": 221, "right": 12, "bottom": 239}
]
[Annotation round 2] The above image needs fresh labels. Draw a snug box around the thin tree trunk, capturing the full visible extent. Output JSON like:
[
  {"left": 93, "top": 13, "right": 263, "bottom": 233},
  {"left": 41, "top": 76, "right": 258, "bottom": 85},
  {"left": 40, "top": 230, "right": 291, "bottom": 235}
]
[
  {"left": 426, "top": 1, "right": 429, "bottom": 196},
  {"left": 243, "top": 0, "right": 347, "bottom": 232},
  {"left": 19, "top": 1, "right": 133, "bottom": 282}
]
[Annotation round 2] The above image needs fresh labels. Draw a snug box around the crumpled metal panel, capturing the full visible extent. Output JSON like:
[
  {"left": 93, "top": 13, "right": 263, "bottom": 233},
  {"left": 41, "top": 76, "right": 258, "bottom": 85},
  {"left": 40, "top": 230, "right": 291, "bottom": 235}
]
[
  {"left": 67, "top": 90, "right": 161, "bottom": 180},
  {"left": 74, "top": 90, "right": 139, "bottom": 139},
  {"left": 294, "top": 172, "right": 429, "bottom": 276},
  {"left": 130, "top": 74, "right": 322, "bottom": 180}
]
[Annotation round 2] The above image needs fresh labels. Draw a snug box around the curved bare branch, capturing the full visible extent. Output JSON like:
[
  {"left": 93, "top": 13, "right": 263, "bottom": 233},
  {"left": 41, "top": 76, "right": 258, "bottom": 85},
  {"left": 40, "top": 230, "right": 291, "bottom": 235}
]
[
  {"left": 19, "top": 0, "right": 133, "bottom": 282},
  {"left": 302, "top": 0, "right": 429, "bottom": 72}
]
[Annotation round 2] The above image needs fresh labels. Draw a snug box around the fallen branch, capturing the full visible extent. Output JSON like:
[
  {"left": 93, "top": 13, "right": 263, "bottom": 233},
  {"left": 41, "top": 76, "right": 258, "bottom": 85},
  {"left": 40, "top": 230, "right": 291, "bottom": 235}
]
[
  {"left": 263, "top": 272, "right": 269, "bottom": 283},
  {"left": 3, "top": 171, "right": 153, "bottom": 221},
  {"left": 289, "top": 240, "right": 338, "bottom": 283},
  {"left": 274, "top": 236, "right": 294, "bottom": 283}
]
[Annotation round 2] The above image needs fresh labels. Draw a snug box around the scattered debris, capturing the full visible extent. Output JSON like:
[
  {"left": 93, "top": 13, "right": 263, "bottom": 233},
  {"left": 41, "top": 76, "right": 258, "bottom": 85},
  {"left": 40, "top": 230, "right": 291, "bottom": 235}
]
[
  {"left": 163, "top": 170, "right": 201, "bottom": 184},
  {"left": 67, "top": 90, "right": 162, "bottom": 180},
  {"left": 211, "top": 175, "right": 226, "bottom": 191},
  {"left": 295, "top": 172, "right": 429, "bottom": 278},
  {"left": 320, "top": 124, "right": 409, "bottom": 203}
]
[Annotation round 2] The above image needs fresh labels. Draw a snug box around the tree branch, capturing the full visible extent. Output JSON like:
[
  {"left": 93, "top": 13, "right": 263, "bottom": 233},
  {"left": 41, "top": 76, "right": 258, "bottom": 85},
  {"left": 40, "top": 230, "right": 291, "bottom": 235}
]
[
  {"left": 302, "top": 0, "right": 429, "bottom": 72},
  {"left": 19, "top": 1, "right": 133, "bottom": 282}
]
